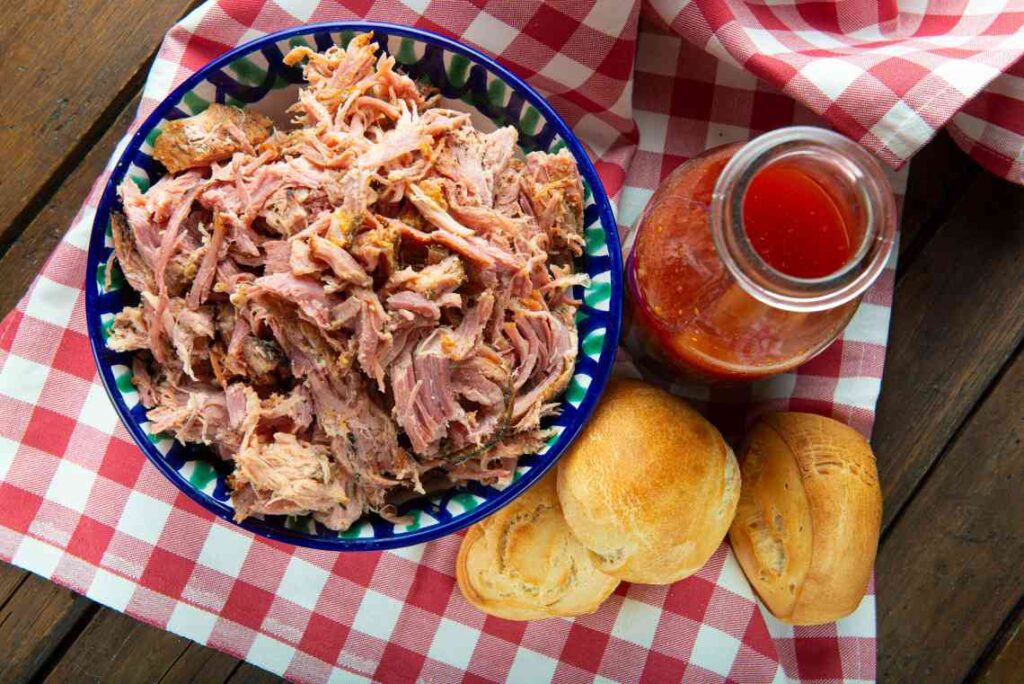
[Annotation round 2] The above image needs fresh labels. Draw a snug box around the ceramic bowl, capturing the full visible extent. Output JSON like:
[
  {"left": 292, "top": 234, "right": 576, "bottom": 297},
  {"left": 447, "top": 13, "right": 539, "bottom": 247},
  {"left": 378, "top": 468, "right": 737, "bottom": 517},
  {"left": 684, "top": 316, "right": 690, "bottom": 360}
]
[{"left": 85, "top": 22, "right": 621, "bottom": 550}]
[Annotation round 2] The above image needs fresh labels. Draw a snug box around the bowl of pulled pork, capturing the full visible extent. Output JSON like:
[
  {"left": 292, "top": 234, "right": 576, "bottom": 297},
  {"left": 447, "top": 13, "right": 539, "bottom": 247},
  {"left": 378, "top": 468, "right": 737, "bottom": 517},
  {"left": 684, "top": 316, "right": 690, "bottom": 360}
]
[{"left": 85, "top": 23, "right": 621, "bottom": 550}]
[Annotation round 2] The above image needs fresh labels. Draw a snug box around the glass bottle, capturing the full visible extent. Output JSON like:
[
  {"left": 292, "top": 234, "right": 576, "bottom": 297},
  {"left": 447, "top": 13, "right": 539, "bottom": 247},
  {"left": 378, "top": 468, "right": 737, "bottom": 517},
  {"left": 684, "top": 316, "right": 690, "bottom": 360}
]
[{"left": 623, "top": 127, "right": 897, "bottom": 383}]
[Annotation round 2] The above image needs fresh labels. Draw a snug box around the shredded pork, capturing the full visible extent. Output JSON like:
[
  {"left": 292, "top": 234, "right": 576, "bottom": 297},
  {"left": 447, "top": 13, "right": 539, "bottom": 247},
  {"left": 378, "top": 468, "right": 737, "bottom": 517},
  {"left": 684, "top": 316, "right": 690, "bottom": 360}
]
[{"left": 109, "top": 32, "right": 587, "bottom": 530}]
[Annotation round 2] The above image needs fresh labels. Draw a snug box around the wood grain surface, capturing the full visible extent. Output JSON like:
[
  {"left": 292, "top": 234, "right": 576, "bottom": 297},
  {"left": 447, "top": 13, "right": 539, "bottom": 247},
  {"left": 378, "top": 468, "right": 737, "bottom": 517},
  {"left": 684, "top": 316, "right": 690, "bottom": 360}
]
[{"left": 0, "top": 4, "right": 1021, "bottom": 684}]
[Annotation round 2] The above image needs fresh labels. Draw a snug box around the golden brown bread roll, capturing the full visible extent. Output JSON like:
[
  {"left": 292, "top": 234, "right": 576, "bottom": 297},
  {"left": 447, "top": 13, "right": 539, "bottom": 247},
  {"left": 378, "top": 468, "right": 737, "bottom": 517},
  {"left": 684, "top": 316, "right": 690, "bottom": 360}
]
[
  {"left": 456, "top": 471, "right": 619, "bottom": 620},
  {"left": 729, "top": 412, "right": 882, "bottom": 625},
  {"left": 556, "top": 379, "right": 740, "bottom": 584}
]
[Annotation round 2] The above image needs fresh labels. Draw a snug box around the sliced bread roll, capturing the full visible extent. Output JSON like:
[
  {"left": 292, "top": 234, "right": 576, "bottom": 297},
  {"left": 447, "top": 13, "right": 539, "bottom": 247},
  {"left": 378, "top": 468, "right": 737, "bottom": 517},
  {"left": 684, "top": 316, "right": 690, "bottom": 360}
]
[
  {"left": 456, "top": 471, "right": 619, "bottom": 620},
  {"left": 729, "top": 412, "right": 882, "bottom": 625}
]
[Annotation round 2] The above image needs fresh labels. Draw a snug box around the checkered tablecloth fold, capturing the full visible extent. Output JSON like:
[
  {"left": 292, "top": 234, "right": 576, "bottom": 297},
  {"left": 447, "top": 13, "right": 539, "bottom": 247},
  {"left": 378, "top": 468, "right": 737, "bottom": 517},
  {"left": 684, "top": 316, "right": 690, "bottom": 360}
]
[{"left": 1, "top": 1, "right": 1021, "bottom": 682}]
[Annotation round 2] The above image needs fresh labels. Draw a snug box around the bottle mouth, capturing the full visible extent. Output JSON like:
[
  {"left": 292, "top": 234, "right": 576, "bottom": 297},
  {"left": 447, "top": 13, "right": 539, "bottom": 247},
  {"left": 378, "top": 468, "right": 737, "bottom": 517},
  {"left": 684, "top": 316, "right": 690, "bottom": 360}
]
[{"left": 710, "top": 127, "right": 897, "bottom": 313}]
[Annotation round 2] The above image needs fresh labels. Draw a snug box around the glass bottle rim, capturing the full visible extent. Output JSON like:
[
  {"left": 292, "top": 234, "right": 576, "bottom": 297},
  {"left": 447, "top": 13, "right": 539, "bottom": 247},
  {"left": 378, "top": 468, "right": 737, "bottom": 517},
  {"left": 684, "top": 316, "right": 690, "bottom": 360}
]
[{"left": 709, "top": 126, "right": 897, "bottom": 313}]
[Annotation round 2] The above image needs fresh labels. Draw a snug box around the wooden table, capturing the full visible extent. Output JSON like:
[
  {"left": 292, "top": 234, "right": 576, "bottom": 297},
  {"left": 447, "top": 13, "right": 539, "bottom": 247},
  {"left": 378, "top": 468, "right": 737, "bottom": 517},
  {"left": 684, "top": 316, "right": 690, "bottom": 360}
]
[{"left": 1, "top": 3, "right": 1022, "bottom": 683}]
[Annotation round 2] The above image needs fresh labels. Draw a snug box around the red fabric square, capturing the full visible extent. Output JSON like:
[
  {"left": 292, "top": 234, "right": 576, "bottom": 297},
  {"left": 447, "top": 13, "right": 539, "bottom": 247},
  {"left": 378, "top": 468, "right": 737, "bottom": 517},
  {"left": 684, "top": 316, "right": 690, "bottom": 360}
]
[
  {"left": 21, "top": 406, "right": 75, "bottom": 457},
  {"left": 663, "top": 576, "right": 715, "bottom": 622},
  {"left": 182, "top": 34, "right": 235, "bottom": 72},
  {"left": 332, "top": 550, "right": 382, "bottom": 587},
  {"left": 405, "top": 564, "right": 454, "bottom": 616},
  {"left": 221, "top": 580, "right": 276, "bottom": 628},
  {"left": 461, "top": 674, "right": 497, "bottom": 684},
  {"left": 220, "top": 0, "right": 267, "bottom": 25},
  {"left": 870, "top": 57, "right": 931, "bottom": 97},
  {"left": 66, "top": 515, "right": 116, "bottom": 565},
  {"left": 670, "top": 79, "right": 714, "bottom": 121},
  {"left": 795, "top": 637, "right": 844, "bottom": 680},
  {"left": 914, "top": 13, "right": 961, "bottom": 36},
  {"left": 299, "top": 613, "right": 351, "bottom": 667},
  {"left": 642, "top": 650, "right": 689, "bottom": 684},
  {"left": 99, "top": 437, "right": 146, "bottom": 488},
  {"left": 750, "top": 90, "right": 797, "bottom": 133},
  {"left": 480, "top": 614, "right": 528, "bottom": 644},
  {"left": 139, "top": 547, "right": 195, "bottom": 597},
  {"left": 0, "top": 484, "right": 43, "bottom": 533},
  {"left": 522, "top": 4, "right": 576, "bottom": 51},
  {"left": 0, "top": 310, "right": 23, "bottom": 351},
  {"left": 560, "top": 623, "right": 610, "bottom": 673},
  {"left": 50, "top": 329, "right": 96, "bottom": 382},
  {"left": 375, "top": 642, "right": 427, "bottom": 683}
]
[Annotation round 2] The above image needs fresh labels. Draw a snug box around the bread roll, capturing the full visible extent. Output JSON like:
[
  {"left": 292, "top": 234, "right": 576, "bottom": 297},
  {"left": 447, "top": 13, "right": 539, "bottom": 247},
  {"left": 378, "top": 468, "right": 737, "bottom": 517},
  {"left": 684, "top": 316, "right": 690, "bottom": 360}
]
[
  {"left": 456, "top": 471, "right": 619, "bottom": 620},
  {"left": 557, "top": 379, "right": 740, "bottom": 584},
  {"left": 729, "top": 412, "right": 882, "bottom": 625}
]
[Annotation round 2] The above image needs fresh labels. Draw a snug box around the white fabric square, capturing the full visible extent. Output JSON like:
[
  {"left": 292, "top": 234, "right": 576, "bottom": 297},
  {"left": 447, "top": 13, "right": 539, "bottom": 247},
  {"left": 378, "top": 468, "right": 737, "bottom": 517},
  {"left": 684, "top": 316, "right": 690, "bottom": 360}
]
[
  {"left": 45, "top": 459, "right": 96, "bottom": 513},
  {"left": 611, "top": 596, "right": 663, "bottom": 648},
  {"left": 793, "top": 30, "right": 846, "bottom": 50},
  {"left": 87, "top": 567, "right": 137, "bottom": 611},
  {"left": 540, "top": 53, "right": 593, "bottom": 90},
  {"left": 715, "top": 59, "right": 759, "bottom": 91},
  {"left": 836, "top": 594, "right": 876, "bottom": 638},
  {"left": 582, "top": 0, "right": 636, "bottom": 35},
  {"left": 118, "top": 490, "right": 172, "bottom": 545},
  {"left": 65, "top": 208, "right": 95, "bottom": 251},
  {"left": 389, "top": 543, "right": 425, "bottom": 564},
  {"left": 280, "top": 0, "right": 318, "bottom": 22},
  {"left": 873, "top": 100, "right": 934, "bottom": 160},
  {"left": 963, "top": 0, "right": 1006, "bottom": 15},
  {"left": 636, "top": 110, "right": 670, "bottom": 153},
  {"left": 463, "top": 12, "right": 519, "bottom": 55},
  {"left": 745, "top": 29, "right": 791, "bottom": 57},
  {"left": 691, "top": 624, "right": 741, "bottom": 676},
  {"left": 577, "top": 114, "right": 621, "bottom": 157},
  {"left": 167, "top": 601, "right": 218, "bottom": 644},
  {"left": 352, "top": 589, "right": 404, "bottom": 641},
  {"left": 934, "top": 59, "right": 1001, "bottom": 97},
  {"left": 25, "top": 277, "right": 79, "bottom": 329},
  {"left": 143, "top": 57, "right": 181, "bottom": 103},
  {"left": 507, "top": 647, "right": 559, "bottom": 683},
  {"left": 844, "top": 303, "right": 891, "bottom": 346},
  {"left": 398, "top": 0, "right": 431, "bottom": 13},
  {"left": 12, "top": 536, "right": 64, "bottom": 579},
  {"left": 705, "top": 122, "right": 750, "bottom": 150},
  {"left": 761, "top": 608, "right": 795, "bottom": 640},
  {"left": 278, "top": 556, "right": 330, "bottom": 610},
  {"left": 617, "top": 187, "right": 654, "bottom": 232},
  {"left": 78, "top": 383, "right": 118, "bottom": 434},
  {"left": 246, "top": 633, "right": 297, "bottom": 676},
  {"left": 328, "top": 669, "right": 373, "bottom": 684},
  {"left": 197, "top": 523, "right": 253, "bottom": 577},
  {"left": 751, "top": 373, "right": 798, "bottom": 402},
  {"left": 834, "top": 377, "right": 883, "bottom": 410},
  {"left": 636, "top": 32, "right": 681, "bottom": 76},
  {"left": 428, "top": 617, "right": 480, "bottom": 670},
  {"left": 800, "top": 58, "right": 866, "bottom": 100},
  {"left": 0, "top": 354, "right": 49, "bottom": 405},
  {"left": 0, "top": 435, "right": 17, "bottom": 480}
]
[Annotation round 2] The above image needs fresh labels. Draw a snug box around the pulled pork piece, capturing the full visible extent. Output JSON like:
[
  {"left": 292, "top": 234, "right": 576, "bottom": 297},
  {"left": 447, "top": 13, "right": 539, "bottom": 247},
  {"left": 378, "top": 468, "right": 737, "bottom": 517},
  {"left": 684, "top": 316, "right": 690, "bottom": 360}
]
[
  {"left": 154, "top": 103, "right": 273, "bottom": 174},
  {"left": 109, "top": 32, "right": 588, "bottom": 532}
]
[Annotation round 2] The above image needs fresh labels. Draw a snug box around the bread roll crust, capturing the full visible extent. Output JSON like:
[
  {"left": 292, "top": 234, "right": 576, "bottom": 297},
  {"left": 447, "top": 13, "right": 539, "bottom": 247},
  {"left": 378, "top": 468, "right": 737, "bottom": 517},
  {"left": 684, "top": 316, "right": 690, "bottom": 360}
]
[
  {"left": 456, "top": 471, "right": 619, "bottom": 620},
  {"left": 556, "top": 379, "right": 740, "bottom": 584},
  {"left": 729, "top": 412, "right": 882, "bottom": 625}
]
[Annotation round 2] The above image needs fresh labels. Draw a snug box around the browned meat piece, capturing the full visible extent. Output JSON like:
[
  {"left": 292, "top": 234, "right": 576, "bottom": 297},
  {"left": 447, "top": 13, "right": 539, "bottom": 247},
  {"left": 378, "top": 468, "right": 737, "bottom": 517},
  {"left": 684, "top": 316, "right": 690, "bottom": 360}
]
[
  {"left": 520, "top": 149, "right": 586, "bottom": 256},
  {"left": 154, "top": 103, "right": 273, "bottom": 174}
]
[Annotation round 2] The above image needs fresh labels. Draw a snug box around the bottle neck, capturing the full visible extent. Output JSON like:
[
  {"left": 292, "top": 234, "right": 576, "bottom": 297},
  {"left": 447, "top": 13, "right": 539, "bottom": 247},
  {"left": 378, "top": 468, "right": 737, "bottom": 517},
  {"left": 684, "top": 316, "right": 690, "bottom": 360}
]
[{"left": 710, "top": 127, "right": 897, "bottom": 313}]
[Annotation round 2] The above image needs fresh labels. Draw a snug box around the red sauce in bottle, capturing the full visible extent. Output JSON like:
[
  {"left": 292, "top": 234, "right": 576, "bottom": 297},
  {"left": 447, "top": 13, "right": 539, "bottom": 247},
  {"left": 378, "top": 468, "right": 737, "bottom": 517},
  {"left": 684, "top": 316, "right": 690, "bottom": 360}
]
[
  {"left": 624, "top": 142, "right": 868, "bottom": 382},
  {"left": 743, "top": 165, "right": 851, "bottom": 279}
]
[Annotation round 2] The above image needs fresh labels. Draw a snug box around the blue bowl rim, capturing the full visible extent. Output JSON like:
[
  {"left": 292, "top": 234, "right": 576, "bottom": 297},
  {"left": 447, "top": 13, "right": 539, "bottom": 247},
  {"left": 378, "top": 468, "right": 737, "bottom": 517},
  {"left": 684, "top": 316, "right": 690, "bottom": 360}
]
[{"left": 85, "top": 20, "right": 622, "bottom": 551}]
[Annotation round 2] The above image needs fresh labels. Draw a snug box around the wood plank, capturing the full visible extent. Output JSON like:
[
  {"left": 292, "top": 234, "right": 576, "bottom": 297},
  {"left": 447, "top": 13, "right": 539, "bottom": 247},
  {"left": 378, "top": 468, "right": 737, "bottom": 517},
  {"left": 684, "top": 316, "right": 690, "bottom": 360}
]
[
  {"left": 225, "top": 663, "right": 285, "bottom": 684},
  {"left": 158, "top": 642, "right": 240, "bottom": 683},
  {"left": 41, "top": 607, "right": 190, "bottom": 683},
  {"left": 0, "top": 564, "right": 27, "bottom": 608},
  {"left": 0, "top": 0, "right": 198, "bottom": 248},
  {"left": 0, "top": 94, "right": 139, "bottom": 317},
  {"left": 872, "top": 170, "right": 1024, "bottom": 531},
  {"left": 895, "top": 131, "right": 980, "bottom": 267},
  {"left": 975, "top": 607, "right": 1024, "bottom": 684},
  {"left": 876, "top": 346, "right": 1024, "bottom": 683},
  {"left": 0, "top": 572, "right": 96, "bottom": 683}
]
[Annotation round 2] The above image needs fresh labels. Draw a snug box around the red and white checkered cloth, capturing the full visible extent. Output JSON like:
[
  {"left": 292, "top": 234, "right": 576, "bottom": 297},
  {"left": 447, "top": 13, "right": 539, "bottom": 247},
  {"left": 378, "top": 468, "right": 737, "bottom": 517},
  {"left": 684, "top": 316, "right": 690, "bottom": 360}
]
[{"left": 2, "top": 1, "right": 1021, "bottom": 682}]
